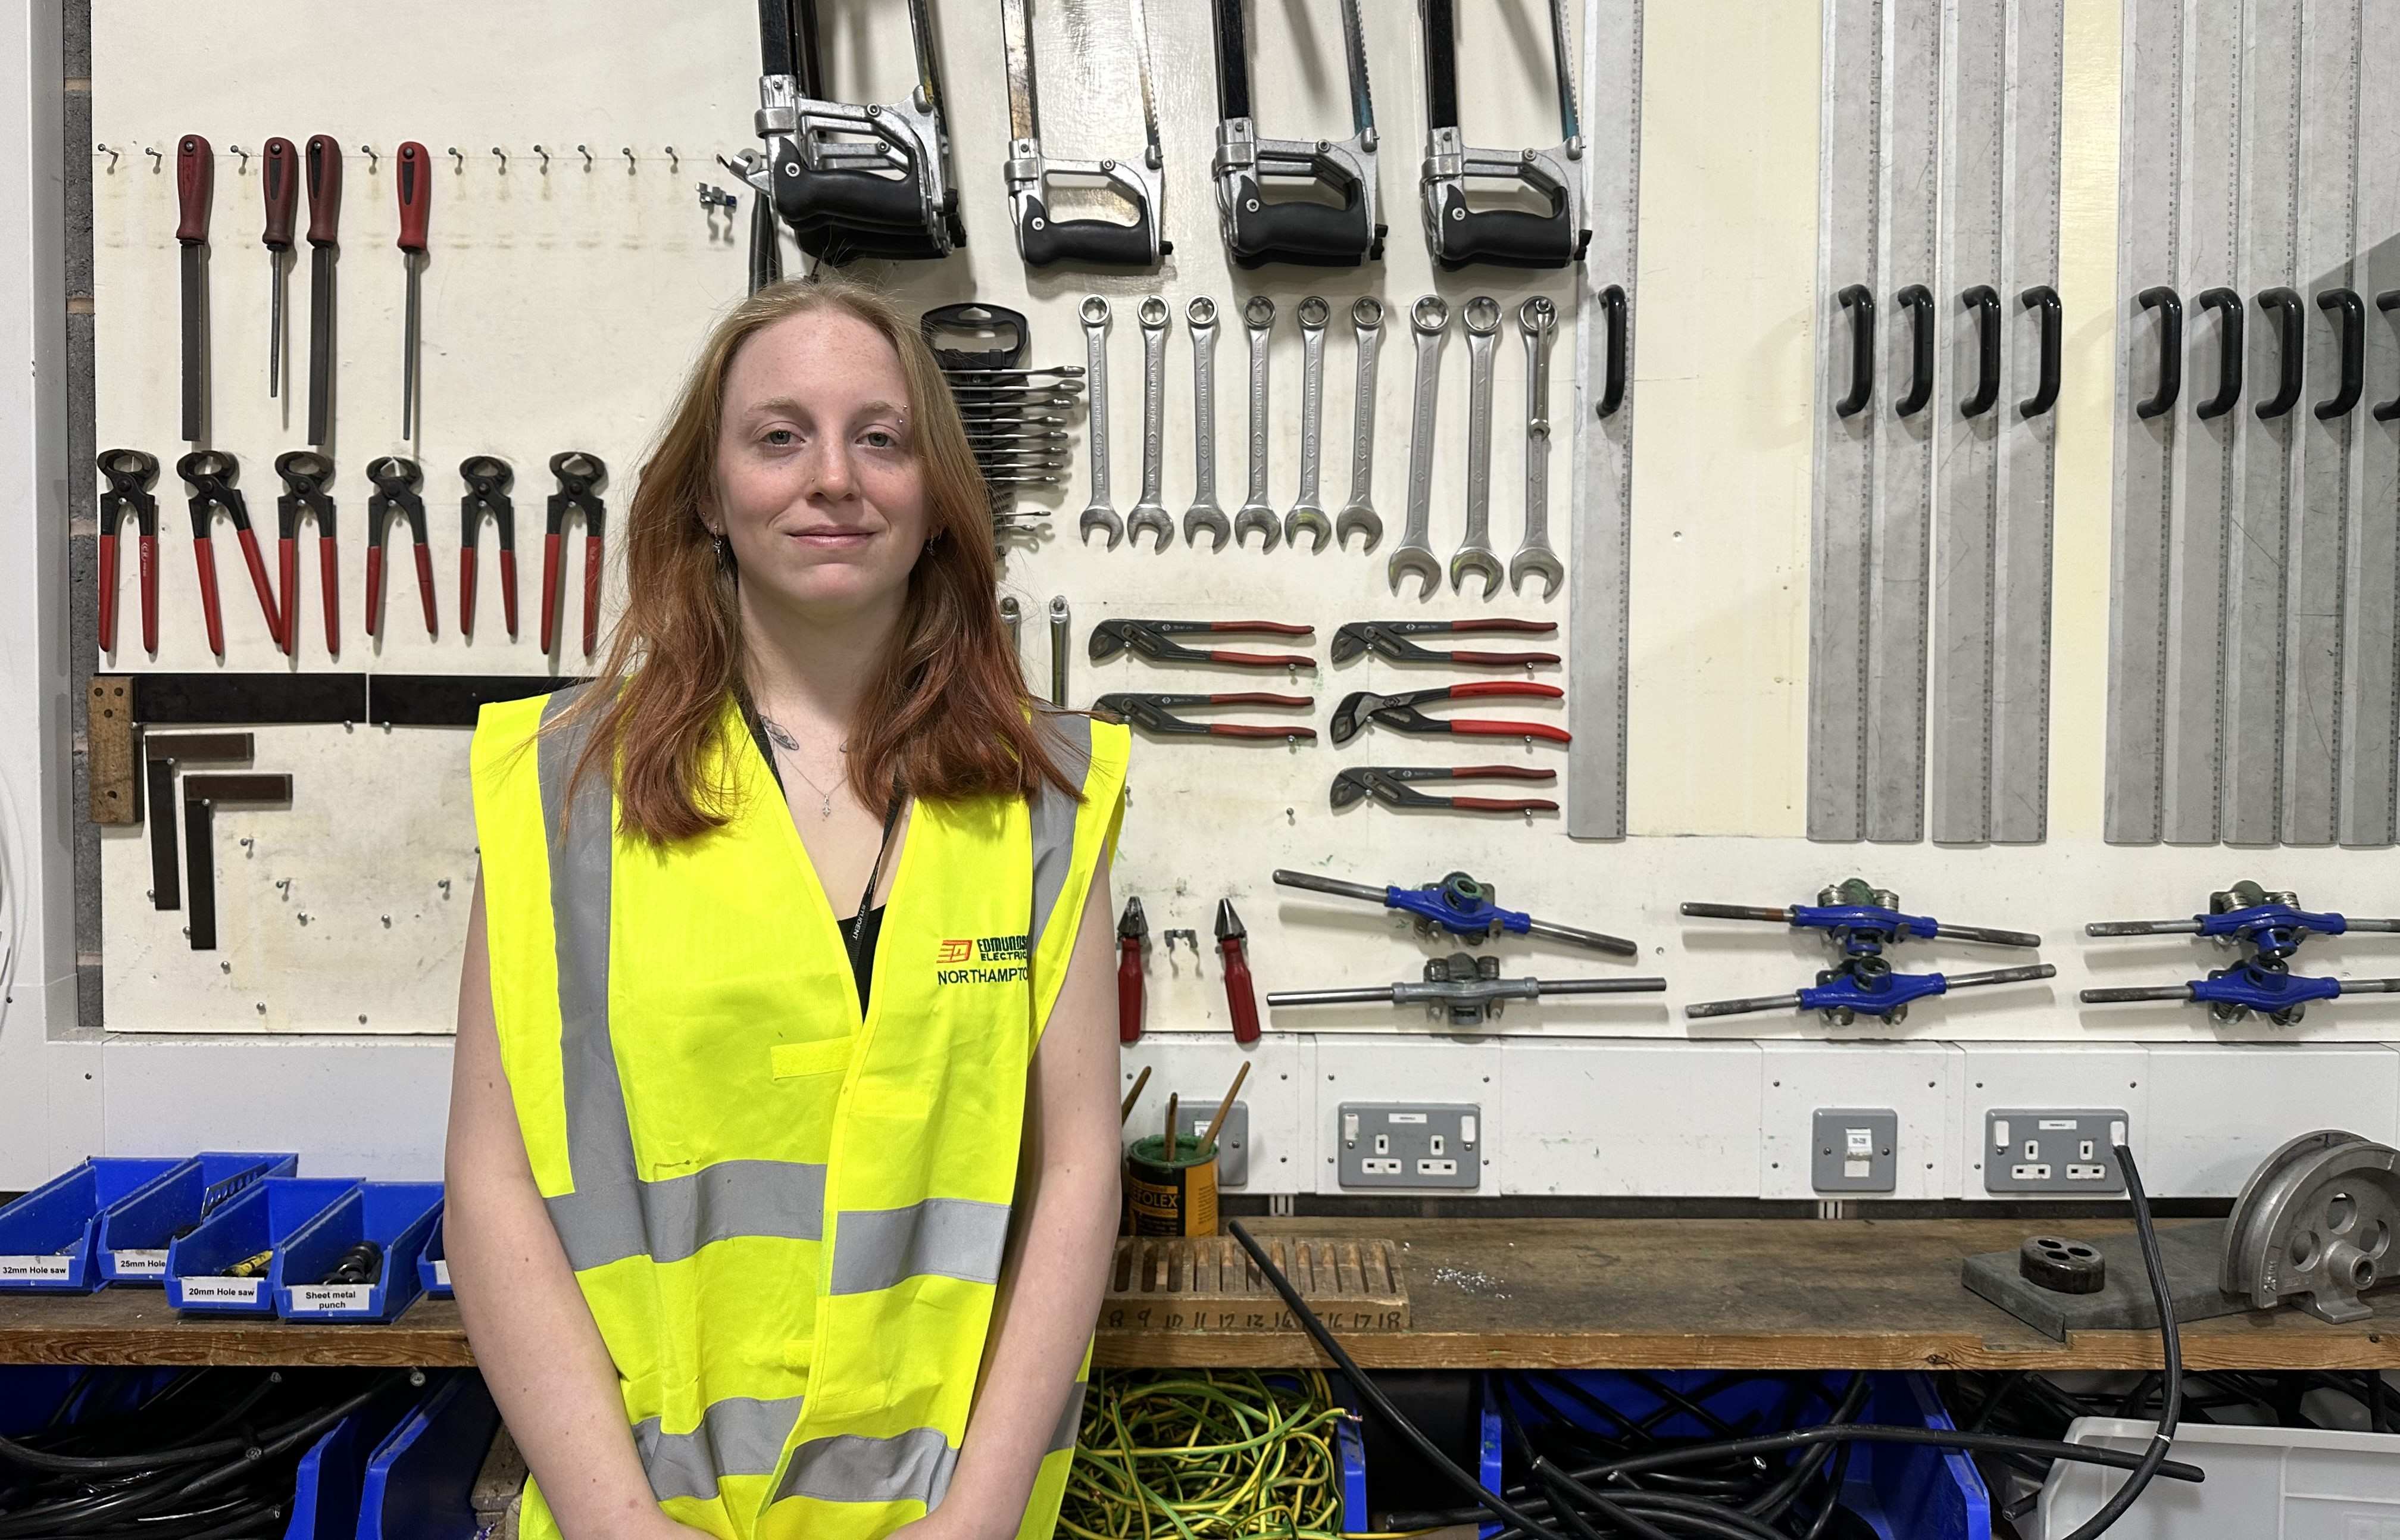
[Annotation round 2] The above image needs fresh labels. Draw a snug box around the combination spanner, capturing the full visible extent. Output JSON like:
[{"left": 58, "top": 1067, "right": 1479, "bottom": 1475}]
[
  {"left": 1049, "top": 595, "right": 1071, "bottom": 707},
  {"left": 1127, "top": 298, "right": 1175, "bottom": 551},
  {"left": 1335, "top": 296, "right": 1384, "bottom": 552},
  {"left": 1233, "top": 295, "right": 1280, "bottom": 551},
  {"left": 1183, "top": 298, "right": 1230, "bottom": 550},
  {"left": 1510, "top": 296, "right": 1564, "bottom": 599},
  {"left": 1388, "top": 295, "right": 1448, "bottom": 597},
  {"left": 1284, "top": 296, "right": 1333, "bottom": 552},
  {"left": 1077, "top": 298, "right": 1121, "bottom": 549},
  {"left": 1448, "top": 296, "right": 1504, "bottom": 598}
]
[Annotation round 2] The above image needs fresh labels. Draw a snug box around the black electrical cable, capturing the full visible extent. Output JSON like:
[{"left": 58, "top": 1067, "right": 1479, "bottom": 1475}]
[
  {"left": 1495, "top": 1379, "right": 1680, "bottom": 1540},
  {"left": 1223, "top": 1220, "right": 1572, "bottom": 1540},
  {"left": 2051, "top": 1142, "right": 2180, "bottom": 1540}
]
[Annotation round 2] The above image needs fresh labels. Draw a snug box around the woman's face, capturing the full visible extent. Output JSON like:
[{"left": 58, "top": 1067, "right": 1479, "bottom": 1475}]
[{"left": 712, "top": 308, "right": 934, "bottom": 617}]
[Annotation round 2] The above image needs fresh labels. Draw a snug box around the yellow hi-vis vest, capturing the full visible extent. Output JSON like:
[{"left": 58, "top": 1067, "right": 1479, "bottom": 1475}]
[{"left": 470, "top": 686, "right": 1129, "bottom": 1540}]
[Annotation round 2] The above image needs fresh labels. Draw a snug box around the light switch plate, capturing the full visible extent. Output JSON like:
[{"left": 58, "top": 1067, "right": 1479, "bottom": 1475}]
[
  {"left": 1983, "top": 1109, "right": 2129, "bottom": 1194},
  {"left": 1337, "top": 1102, "right": 1481, "bottom": 1189},
  {"left": 1810, "top": 1108, "right": 1898, "bottom": 1193}
]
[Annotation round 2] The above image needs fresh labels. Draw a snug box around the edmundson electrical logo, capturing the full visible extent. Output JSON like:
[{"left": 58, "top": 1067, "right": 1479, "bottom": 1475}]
[{"left": 935, "top": 934, "right": 1029, "bottom": 986}]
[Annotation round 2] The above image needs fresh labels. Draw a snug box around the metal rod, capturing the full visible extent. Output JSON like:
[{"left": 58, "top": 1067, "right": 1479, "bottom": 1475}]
[
  {"left": 1678, "top": 902, "right": 1795, "bottom": 924},
  {"left": 1271, "top": 869, "right": 1388, "bottom": 905},
  {"left": 2338, "top": 979, "right": 2400, "bottom": 994},
  {"left": 1683, "top": 991, "right": 1803, "bottom": 1020},
  {"left": 2079, "top": 984, "right": 2196, "bottom": 1004},
  {"left": 1264, "top": 985, "right": 1397, "bottom": 1008},
  {"left": 1522, "top": 917, "right": 1639, "bottom": 958},
  {"left": 1943, "top": 963, "right": 2058, "bottom": 991},
  {"left": 1930, "top": 922, "right": 2043, "bottom": 948},
  {"left": 1529, "top": 977, "right": 1667, "bottom": 995},
  {"left": 2085, "top": 919, "right": 2204, "bottom": 936}
]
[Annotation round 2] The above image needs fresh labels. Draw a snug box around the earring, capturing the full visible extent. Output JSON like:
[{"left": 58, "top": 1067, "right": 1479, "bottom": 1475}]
[{"left": 713, "top": 532, "right": 733, "bottom": 568}]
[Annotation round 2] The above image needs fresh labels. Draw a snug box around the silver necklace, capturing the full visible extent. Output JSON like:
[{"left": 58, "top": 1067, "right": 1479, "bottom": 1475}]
[{"left": 760, "top": 715, "right": 847, "bottom": 820}]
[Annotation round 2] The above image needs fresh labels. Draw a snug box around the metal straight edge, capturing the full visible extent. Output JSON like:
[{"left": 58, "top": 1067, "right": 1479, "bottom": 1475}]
[
  {"left": 1806, "top": 0, "right": 1888, "bottom": 842},
  {"left": 2101, "top": 0, "right": 2185, "bottom": 843},
  {"left": 1567, "top": 0, "right": 1640, "bottom": 841},
  {"left": 2280, "top": 0, "right": 2363, "bottom": 845},
  {"left": 1863, "top": 0, "right": 1943, "bottom": 841},
  {"left": 1927, "top": 0, "right": 2010, "bottom": 843},
  {"left": 2221, "top": 0, "right": 2305, "bottom": 845},
  {"left": 2337, "top": 0, "right": 2400, "bottom": 846},
  {"left": 2160, "top": 0, "right": 2244, "bottom": 845},
  {"left": 1985, "top": 0, "right": 2067, "bottom": 843}
]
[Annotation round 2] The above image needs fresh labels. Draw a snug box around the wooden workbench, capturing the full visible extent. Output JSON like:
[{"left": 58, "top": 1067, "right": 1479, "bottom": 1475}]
[{"left": 1, "top": 1217, "right": 2390, "bottom": 1371}]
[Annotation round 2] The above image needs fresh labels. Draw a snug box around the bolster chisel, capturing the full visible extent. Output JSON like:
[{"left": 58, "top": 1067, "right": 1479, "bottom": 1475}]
[
  {"left": 176, "top": 136, "right": 213, "bottom": 442},
  {"left": 304, "top": 135, "right": 343, "bottom": 446}
]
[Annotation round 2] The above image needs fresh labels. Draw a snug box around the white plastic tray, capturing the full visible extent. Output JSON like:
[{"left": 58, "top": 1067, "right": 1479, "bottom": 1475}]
[{"left": 2036, "top": 1414, "right": 2400, "bottom": 1539}]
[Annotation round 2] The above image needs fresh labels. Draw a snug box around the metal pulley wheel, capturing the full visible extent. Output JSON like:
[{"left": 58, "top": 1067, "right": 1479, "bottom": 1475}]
[{"left": 2220, "top": 1129, "right": 2400, "bottom": 1323}]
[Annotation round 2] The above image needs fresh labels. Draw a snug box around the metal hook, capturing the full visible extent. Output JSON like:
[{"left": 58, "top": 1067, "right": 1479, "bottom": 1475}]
[
  {"left": 359, "top": 143, "right": 379, "bottom": 170},
  {"left": 227, "top": 143, "right": 250, "bottom": 170},
  {"left": 664, "top": 145, "right": 679, "bottom": 173},
  {"left": 621, "top": 145, "right": 637, "bottom": 172},
  {"left": 533, "top": 143, "right": 551, "bottom": 173},
  {"left": 95, "top": 143, "right": 118, "bottom": 172},
  {"left": 145, "top": 145, "right": 164, "bottom": 172},
  {"left": 491, "top": 145, "right": 508, "bottom": 171},
  {"left": 448, "top": 145, "right": 464, "bottom": 171},
  {"left": 576, "top": 143, "right": 593, "bottom": 171}
]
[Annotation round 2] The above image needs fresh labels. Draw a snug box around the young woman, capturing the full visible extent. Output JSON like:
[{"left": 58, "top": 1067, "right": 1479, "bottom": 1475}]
[{"left": 444, "top": 277, "right": 1128, "bottom": 1540}]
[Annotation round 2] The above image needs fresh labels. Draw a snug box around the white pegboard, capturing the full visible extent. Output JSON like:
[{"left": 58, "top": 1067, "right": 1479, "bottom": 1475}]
[{"left": 75, "top": 1, "right": 2400, "bottom": 1198}]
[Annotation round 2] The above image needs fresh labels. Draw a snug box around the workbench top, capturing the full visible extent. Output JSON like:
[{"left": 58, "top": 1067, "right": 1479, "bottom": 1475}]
[{"left": 2, "top": 1217, "right": 2390, "bottom": 1370}]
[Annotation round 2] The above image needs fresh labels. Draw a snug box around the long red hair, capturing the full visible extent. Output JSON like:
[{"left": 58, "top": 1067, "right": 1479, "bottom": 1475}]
[{"left": 555, "top": 276, "right": 1074, "bottom": 842}]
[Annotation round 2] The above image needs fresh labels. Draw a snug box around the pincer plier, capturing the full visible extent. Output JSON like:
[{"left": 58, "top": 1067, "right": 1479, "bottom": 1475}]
[
  {"left": 177, "top": 450, "right": 285, "bottom": 657},
  {"left": 365, "top": 455, "right": 439, "bottom": 640},
  {"left": 98, "top": 449, "right": 161, "bottom": 655},
  {"left": 1330, "top": 618, "right": 1559, "bottom": 667},
  {"left": 1329, "top": 680, "right": 1568, "bottom": 745},
  {"left": 1090, "top": 619, "right": 1317, "bottom": 669},
  {"left": 273, "top": 450, "right": 340, "bottom": 658},
  {"left": 1094, "top": 692, "right": 1317, "bottom": 741},
  {"left": 1332, "top": 764, "right": 1558, "bottom": 813}
]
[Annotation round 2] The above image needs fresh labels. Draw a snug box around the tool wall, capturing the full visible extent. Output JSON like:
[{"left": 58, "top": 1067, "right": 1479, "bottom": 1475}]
[{"left": 77, "top": 0, "right": 2400, "bottom": 1201}]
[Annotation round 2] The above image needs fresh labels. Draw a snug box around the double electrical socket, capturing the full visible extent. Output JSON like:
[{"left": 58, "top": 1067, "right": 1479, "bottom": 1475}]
[
  {"left": 1983, "top": 1109, "right": 2129, "bottom": 1194},
  {"left": 1338, "top": 1102, "right": 1481, "bottom": 1189}
]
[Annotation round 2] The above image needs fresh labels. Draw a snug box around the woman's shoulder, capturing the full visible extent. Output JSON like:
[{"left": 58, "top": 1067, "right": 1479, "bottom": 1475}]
[
  {"left": 470, "top": 683, "right": 601, "bottom": 776},
  {"left": 1029, "top": 707, "right": 1131, "bottom": 787}
]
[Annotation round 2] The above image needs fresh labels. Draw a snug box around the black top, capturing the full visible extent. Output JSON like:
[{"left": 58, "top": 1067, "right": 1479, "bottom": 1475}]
[{"left": 745, "top": 706, "right": 883, "bottom": 1014}]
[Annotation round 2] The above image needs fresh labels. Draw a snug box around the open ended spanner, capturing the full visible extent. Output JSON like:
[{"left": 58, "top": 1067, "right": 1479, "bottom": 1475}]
[
  {"left": 1127, "top": 298, "right": 1175, "bottom": 551},
  {"left": 1510, "top": 296, "right": 1564, "bottom": 599},
  {"left": 1284, "top": 295, "right": 1333, "bottom": 552},
  {"left": 1183, "top": 298, "right": 1229, "bottom": 550},
  {"left": 1233, "top": 295, "right": 1280, "bottom": 551},
  {"left": 1335, "top": 296, "right": 1384, "bottom": 552},
  {"left": 1388, "top": 295, "right": 1448, "bottom": 596},
  {"left": 1077, "top": 298, "right": 1121, "bottom": 549},
  {"left": 1448, "top": 295, "right": 1504, "bottom": 598}
]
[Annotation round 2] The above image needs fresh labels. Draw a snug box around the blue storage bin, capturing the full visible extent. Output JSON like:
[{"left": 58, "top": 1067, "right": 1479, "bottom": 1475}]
[
  {"left": 357, "top": 1371, "right": 502, "bottom": 1540},
  {"left": 93, "top": 1151, "right": 299, "bottom": 1284},
  {"left": 0, "top": 1157, "right": 184, "bottom": 1292},
  {"left": 1477, "top": 1371, "right": 1990, "bottom": 1540},
  {"left": 274, "top": 1182, "right": 444, "bottom": 1324},
  {"left": 165, "top": 1177, "right": 359, "bottom": 1314},
  {"left": 282, "top": 1373, "right": 426, "bottom": 1540},
  {"left": 415, "top": 1213, "right": 451, "bottom": 1298}
]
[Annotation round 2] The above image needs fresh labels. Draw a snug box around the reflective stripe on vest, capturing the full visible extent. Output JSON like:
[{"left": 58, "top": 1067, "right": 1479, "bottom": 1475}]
[{"left": 478, "top": 688, "right": 1127, "bottom": 1538}]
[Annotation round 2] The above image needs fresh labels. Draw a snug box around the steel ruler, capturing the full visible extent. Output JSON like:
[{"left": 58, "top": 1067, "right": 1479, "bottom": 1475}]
[
  {"left": 2101, "top": 0, "right": 2185, "bottom": 844},
  {"left": 1807, "top": 0, "right": 1895, "bottom": 841},
  {"left": 2340, "top": 0, "right": 2400, "bottom": 846},
  {"left": 1927, "top": 0, "right": 2064, "bottom": 844},
  {"left": 1568, "top": 0, "right": 1642, "bottom": 839}
]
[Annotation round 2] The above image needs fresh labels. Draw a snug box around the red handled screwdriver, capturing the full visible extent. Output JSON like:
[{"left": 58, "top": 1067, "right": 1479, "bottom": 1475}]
[
  {"left": 395, "top": 142, "right": 431, "bottom": 439},
  {"left": 176, "top": 136, "right": 213, "bottom": 441},
  {"left": 261, "top": 138, "right": 297, "bottom": 398},
  {"left": 1214, "top": 899, "right": 1262, "bottom": 1045}
]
